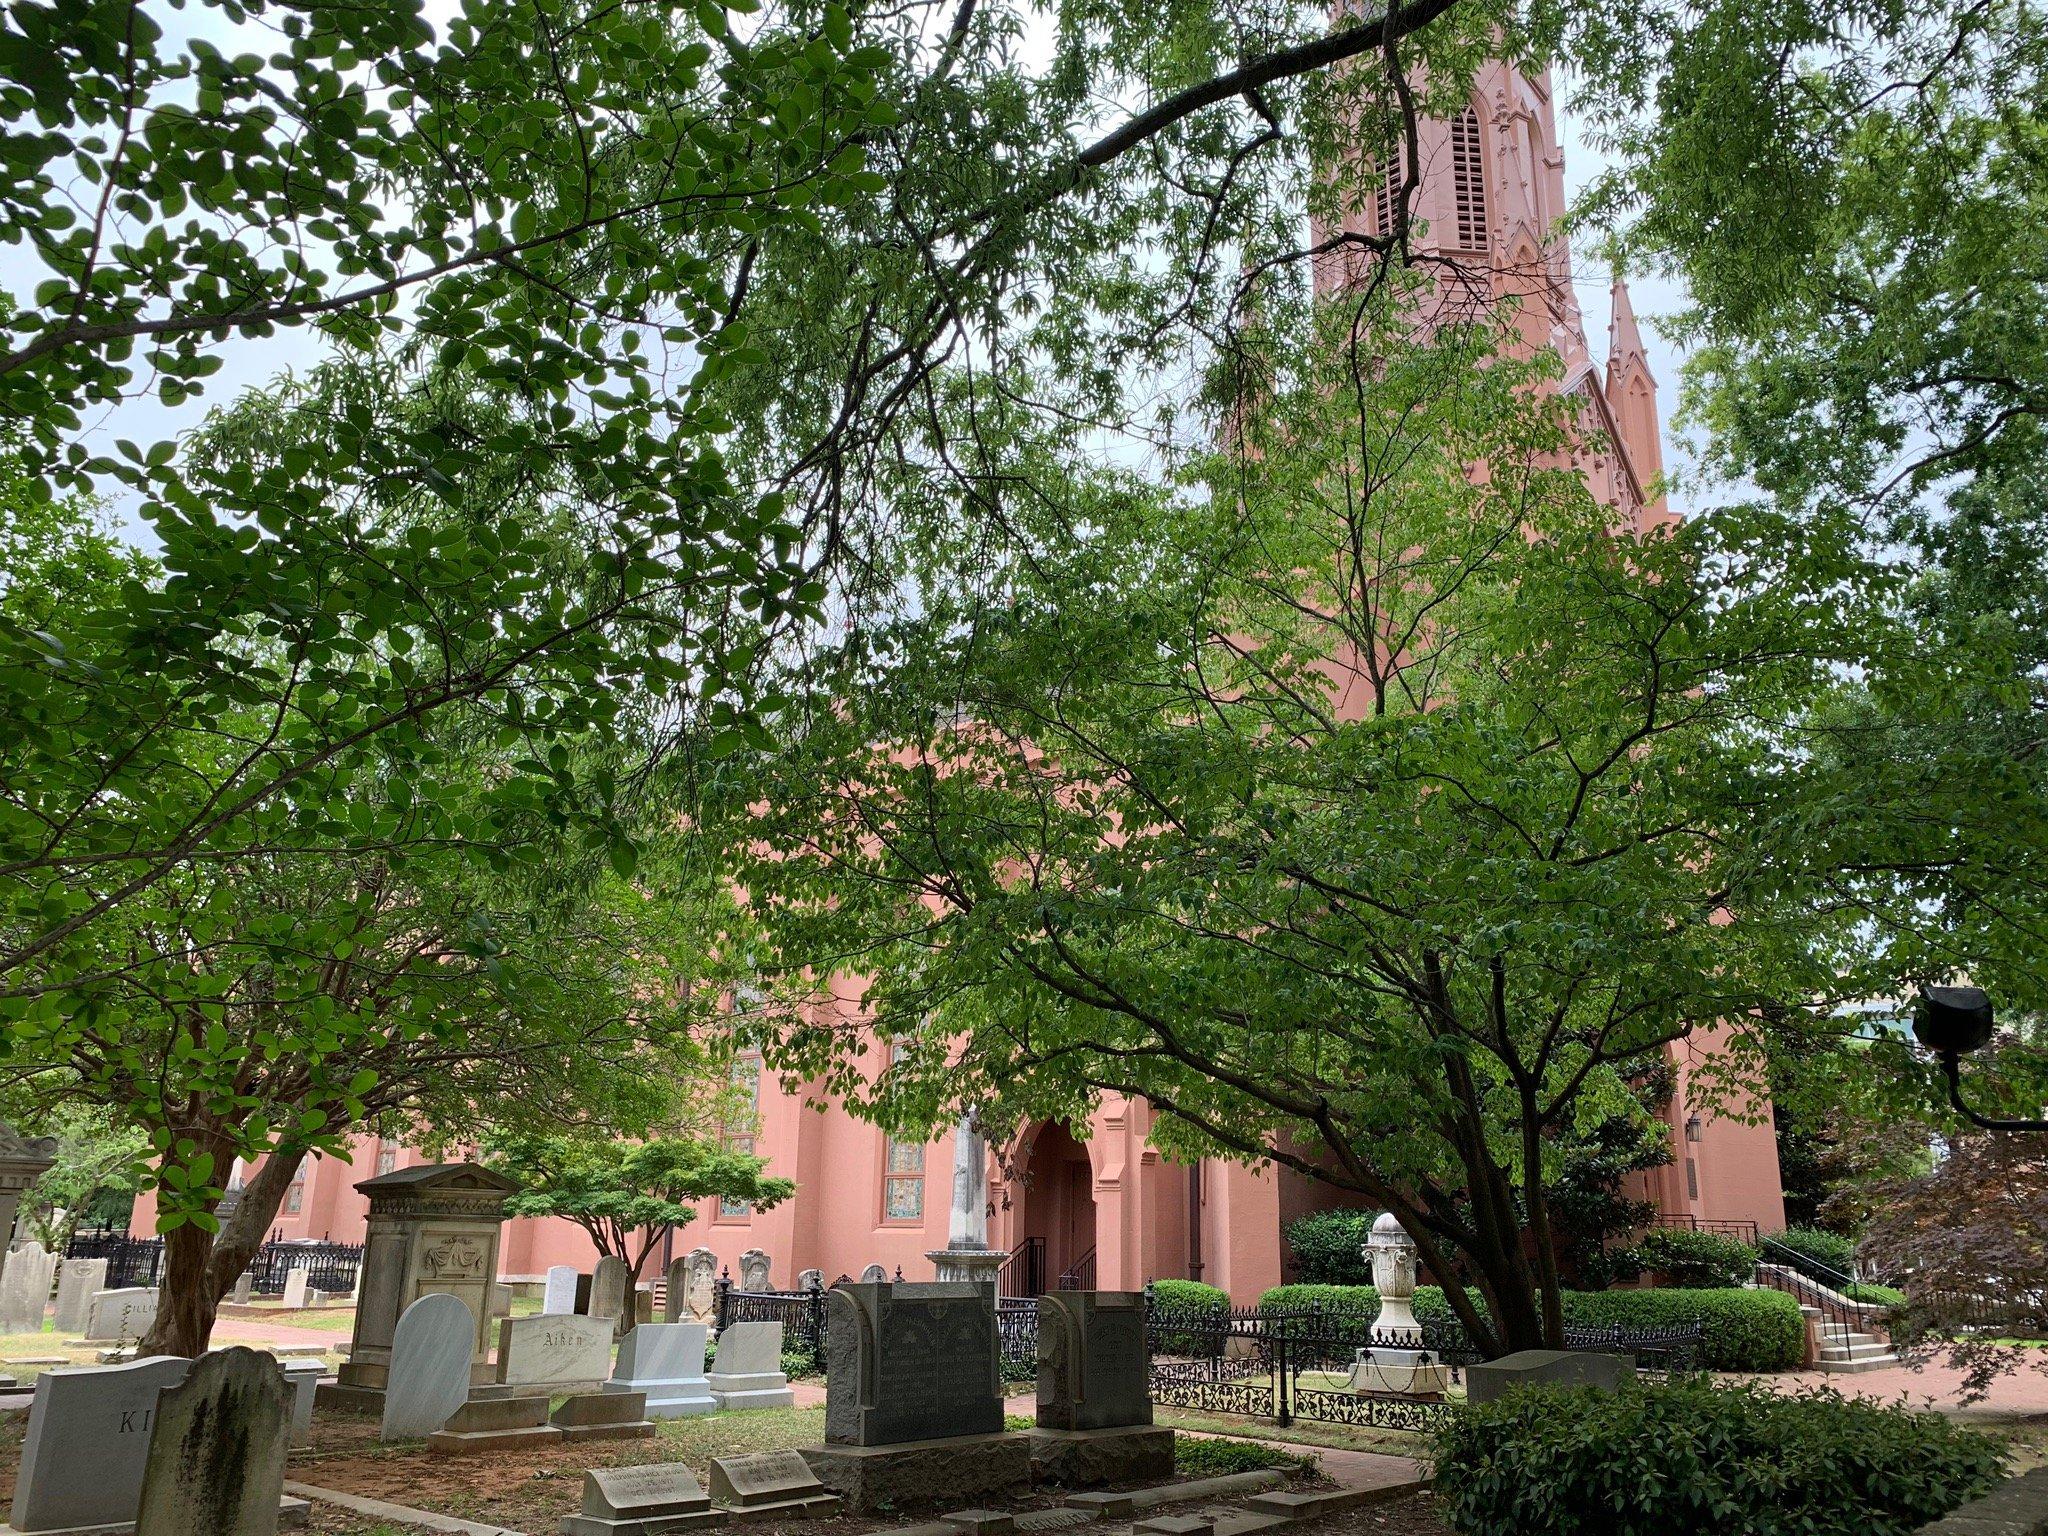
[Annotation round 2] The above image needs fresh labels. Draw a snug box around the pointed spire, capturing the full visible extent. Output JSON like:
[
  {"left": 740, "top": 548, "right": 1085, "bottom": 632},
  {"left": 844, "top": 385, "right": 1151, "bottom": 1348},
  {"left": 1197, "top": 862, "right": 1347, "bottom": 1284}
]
[{"left": 1607, "top": 270, "right": 1652, "bottom": 388}]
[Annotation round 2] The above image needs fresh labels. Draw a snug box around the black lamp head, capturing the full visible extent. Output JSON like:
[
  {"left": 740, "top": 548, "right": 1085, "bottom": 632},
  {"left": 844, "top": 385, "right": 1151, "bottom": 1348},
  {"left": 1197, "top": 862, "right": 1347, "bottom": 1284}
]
[{"left": 1914, "top": 985, "right": 1996, "bottom": 1056}]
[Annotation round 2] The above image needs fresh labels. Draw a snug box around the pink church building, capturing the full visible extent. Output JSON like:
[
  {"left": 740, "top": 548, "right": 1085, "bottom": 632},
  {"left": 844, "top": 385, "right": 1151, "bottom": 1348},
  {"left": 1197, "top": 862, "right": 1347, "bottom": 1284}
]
[{"left": 145, "top": 59, "right": 1788, "bottom": 1297}]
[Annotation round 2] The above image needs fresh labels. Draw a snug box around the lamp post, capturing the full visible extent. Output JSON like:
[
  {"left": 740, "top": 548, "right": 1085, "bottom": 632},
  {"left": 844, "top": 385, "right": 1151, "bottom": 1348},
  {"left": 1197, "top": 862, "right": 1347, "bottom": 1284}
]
[{"left": 1913, "top": 985, "right": 2048, "bottom": 1134}]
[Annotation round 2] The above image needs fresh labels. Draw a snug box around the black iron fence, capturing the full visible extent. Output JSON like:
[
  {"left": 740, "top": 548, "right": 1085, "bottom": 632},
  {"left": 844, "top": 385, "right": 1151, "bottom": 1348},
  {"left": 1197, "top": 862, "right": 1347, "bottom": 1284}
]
[
  {"left": 712, "top": 1272, "right": 1041, "bottom": 1381},
  {"left": 1144, "top": 1298, "right": 1701, "bottom": 1434},
  {"left": 65, "top": 1230, "right": 363, "bottom": 1297}
]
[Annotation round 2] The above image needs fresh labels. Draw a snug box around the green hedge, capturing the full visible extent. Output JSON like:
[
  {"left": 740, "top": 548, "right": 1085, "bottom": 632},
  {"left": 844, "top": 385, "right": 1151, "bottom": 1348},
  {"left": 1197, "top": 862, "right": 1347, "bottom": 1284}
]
[
  {"left": 1432, "top": 1378, "right": 2005, "bottom": 1536},
  {"left": 1281, "top": 1209, "right": 1376, "bottom": 1285},
  {"left": 1636, "top": 1227, "right": 1758, "bottom": 1288},
  {"left": 1150, "top": 1279, "right": 1230, "bottom": 1311},
  {"left": 1255, "top": 1284, "right": 1805, "bottom": 1371},
  {"left": 1843, "top": 1283, "right": 1908, "bottom": 1308},
  {"left": 1767, "top": 1226, "right": 1858, "bottom": 1275},
  {"left": 1561, "top": 1289, "right": 1806, "bottom": 1372}
]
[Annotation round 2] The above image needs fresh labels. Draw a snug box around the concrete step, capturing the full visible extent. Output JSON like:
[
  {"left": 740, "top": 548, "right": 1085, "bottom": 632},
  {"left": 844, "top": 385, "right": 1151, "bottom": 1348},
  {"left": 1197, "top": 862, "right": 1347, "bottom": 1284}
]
[
  {"left": 1820, "top": 1343, "right": 1896, "bottom": 1363},
  {"left": 1817, "top": 1353, "right": 1901, "bottom": 1373}
]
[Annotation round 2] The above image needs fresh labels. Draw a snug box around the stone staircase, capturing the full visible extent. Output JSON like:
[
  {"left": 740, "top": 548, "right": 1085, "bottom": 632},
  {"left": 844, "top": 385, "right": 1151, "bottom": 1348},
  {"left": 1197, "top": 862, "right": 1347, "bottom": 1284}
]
[{"left": 1797, "top": 1303, "right": 1901, "bottom": 1373}]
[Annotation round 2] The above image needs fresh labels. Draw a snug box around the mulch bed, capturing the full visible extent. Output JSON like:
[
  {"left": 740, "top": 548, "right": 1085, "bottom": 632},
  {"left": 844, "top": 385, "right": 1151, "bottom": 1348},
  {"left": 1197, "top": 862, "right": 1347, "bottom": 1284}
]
[{"left": 1300, "top": 1492, "right": 1452, "bottom": 1536}]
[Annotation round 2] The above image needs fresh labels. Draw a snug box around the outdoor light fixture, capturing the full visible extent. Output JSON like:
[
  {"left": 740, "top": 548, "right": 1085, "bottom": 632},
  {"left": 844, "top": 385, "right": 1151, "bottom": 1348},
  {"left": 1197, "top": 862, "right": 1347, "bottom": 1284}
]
[
  {"left": 1912, "top": 985, "right": 2048, "bottom": 1133},
  {"left": 1684, "top": 1114, "right": 1702, "bottom": 1143}
]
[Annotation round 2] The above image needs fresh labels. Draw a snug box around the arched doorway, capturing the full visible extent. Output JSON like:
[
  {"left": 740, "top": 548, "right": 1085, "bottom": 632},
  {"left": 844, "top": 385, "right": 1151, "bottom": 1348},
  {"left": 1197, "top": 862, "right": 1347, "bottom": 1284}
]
[{"left": 1016, "top": 1121, "right": 1097, "bottom": 1292}]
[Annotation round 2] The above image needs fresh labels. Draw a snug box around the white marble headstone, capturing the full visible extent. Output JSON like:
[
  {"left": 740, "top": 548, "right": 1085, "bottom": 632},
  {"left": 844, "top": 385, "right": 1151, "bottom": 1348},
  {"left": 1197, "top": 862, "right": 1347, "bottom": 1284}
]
[
  {"left": 52, "top": 1258, "right": 106, "bottom": 1334},
  {"left": 706, "top": 1320, "right": 794, "bottom": 1411},
  {"left": 543, "top": 1264, "right": 580, "bottom": 1316},
  {"left": 738, "top": 1248, "right": 771, "bottom": 1292},
  {"left": 496, "top": 1314, "right": 612, "bottom": 1387},
  {"left": 0, "top": 1242, "right": 57, "bottom": 1333},
  {"left": 84, "top": 1287, "right": 159, "bottom": 1343},
  {"left": 604, "top": 1322, "right": 715, "bottom": 1418},
  {"left": 10, "top": 1355, "right": 191, "bottom": 1532},
  {"left": 281, "top": 1265, "right": 311, "bottom": 1309},
  {"left": 380, "top": 1292, "right": 474, "bottom": 1441}
]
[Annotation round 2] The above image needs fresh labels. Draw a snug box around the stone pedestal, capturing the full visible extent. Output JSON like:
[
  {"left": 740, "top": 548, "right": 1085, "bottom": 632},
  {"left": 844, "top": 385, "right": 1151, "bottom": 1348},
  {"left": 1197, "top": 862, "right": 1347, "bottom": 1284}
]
[
  {"left": 800, "top": 1432, "right": 1031, "bottom": 1512},
  {"left": 1028, "top": 1424, "right": 1176, "bottom": 1487},
  {"left": 927, "top": 1247, "right": 1006, "bottom": 1285},
  {"left": 1365, "top": 1213, "right": 1422, "bottom": 1344},
  {"left": 335, "top": 1163, "right": 518, "bottom": 1396}
]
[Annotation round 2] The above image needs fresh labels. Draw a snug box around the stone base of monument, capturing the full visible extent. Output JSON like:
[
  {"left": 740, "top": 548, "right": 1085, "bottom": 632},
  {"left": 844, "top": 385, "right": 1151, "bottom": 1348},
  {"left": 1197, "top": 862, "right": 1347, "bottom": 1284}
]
[
  {"left": 313, "top": 1380, "right": 386, "bottom": 1415},
  {"left": 0, "top": 1496, "right": 310, "bottom": 1536},
  {"left": 427, "top": 1395, "right": 566, "bottom": 1454},
  {"left": 552, "top": 1391, "right": 656, "bottom": 1443},
  {"left": 1343, "top": 1347, "right": 1450, "bottom": 1400},
  {"left": 1028, "top": 1424, "right": 1176, "bottom": 1487},
  {"left": 706, "top": 1371, "right": 795, "bottom": 1411},
  {"left": 800, "top": 1432, "right": 1032, "bottom": 1512}
]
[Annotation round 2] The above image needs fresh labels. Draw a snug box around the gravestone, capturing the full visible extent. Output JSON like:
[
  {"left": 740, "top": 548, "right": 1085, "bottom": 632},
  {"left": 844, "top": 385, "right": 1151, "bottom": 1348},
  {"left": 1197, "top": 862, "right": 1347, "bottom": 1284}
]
[
  {"left": 603, "top": 1322, "right": 715, "bottom": 1417},
  {"left": 664, "top": 1256, "right": 690, "bottom": 1323},
  {"left": 425, "top": 1393, "right": 561, "bottom": 1454},
  {"left": 1465, "top": 1348, "right": 1634, "bottom": 1405},
  {"left": 543, "top": 1263, "right": 580, "bottom": 1316},
  {"left": 84, "top": 1287, "right": 158, "bottom": 1343},
  {"left": 9, "top": 1355, "right": 190, "bottom": 1533},
  {"left": 280, "top": 1356, "right": 323, "bottom": 1444},
  {"left": 490, "top": 1282, "right": 514, "bottom": 1317},
  {"left": 738, "top": 1248, "right": 771, "bottom": 1293},
  {"left": 825, "top": 1281, "right": 1002, "bottom": 1445},
  {"left": 706, "top": 1320, "right": 794, "bottom": 1410},
  {"left": 0, "top": 1242, "right": 57, "bottom": 1333},
  {"left": 380, "top": 1291, "right": 475, "bottom": 1441},
  {"left": 574, "top": 1272, "right": 594, "bottom": 1314},
  {"left": 495, "top": 1313, "right": 612, "bottom": 1390},
  {"left": 710, "top": 1451, "right": 840, "bottom": 1520},
  {"left": 134, "top": 1346, "right": 288, "bottom": 1536},
  {"left": 859, "top": 1263, "right": 888, "bottom": 1284},
  {"left": 51, "top": 1259, "right": 106, "bottom": 1334},
  {"left": 684, "top": 1246, "right": 718, "bottom": 1321},
  {"left": 589, "top": 1255, "right": 629, "bottom": 1335},
  {"left": 333, "top": 1162, "right": 517, "bottom": 1403},
  {"left": 281, "top": 1266, "right": 311, "bottom": 1309},
  {"left": 0, "top": 1126, "right": 56, "bottom": 1322},
  {"left": 1036, "top": 1291, "right": 1151, "bottom": 1431},
  {"left": 797, "top": 1268, "right": 823, "bottom": 1291},
  {"left": 564, "top": 1464, "right": 719, "bottom": 1535},
  {"left": 550, "top": 1390, "right": 655, "bottom": 1443},
  {"left": 230, "top": 1272, "right": 254, "bottom": 1306}
]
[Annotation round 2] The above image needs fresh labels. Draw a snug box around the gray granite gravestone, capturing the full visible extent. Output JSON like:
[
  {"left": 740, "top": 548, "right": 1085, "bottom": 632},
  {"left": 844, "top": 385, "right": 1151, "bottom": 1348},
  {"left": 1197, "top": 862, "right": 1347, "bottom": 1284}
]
[
  {"left": 9, "top": 1355, "right": 190, "bottom": 1533},
  {"left": 549, "top": 1390, "right": 655, "bottom": 1443},
  {"left": 84, "top": 1287, "right": 158, "bottom": 1343},
  {"left": 230, "top": 1272, "right": 254, "bottom": 1306},
  {"left": 1464, "top": 1348, "right": 1635, "bottom": 1405},
  {"left": 603, "top": 1322, "right": 715, "bottom": 1417},
  {"left": 589, "top": 1255, "right": 629, "bottom": 1335},
  {"left": 706, "top": 1320, "right": 794, "bottom": 1410},
  {"left": 50, "top": 1260, "right": 105, "bottom": 1335},
  {"left": 1036, "top": 1291, "right": 1151, "bottom": 1430},
  {"left": 495, "top": 1313, "right": 612, "bottom": 1390},
  {"left": 425, "top": 1393, "right": 561, "bottom": 1454},
  {"left": 134, "top": 1347, "right": 288, "bottom": 1536},
  {"left": 0, "top": 1243, "right": 56, "bottom": 1333},
  {"left": 543, "top": 1263, "right": 580, "bottom": 1316},
  {"left": 379, "top": 1291, "right": 475, "bottom": 1441},
  {"left": 710, "top": 1451, "right": 840, "bottom": 1519},
  {"left": 334, "top": 1163, "right": 516, "bottom": 1402},
  {"left": 824, "top": 1281, "right": 1003, "bottom": 1445},
  {"left": 564, "top": 1464, "right": 720, "bottom": 1535}
]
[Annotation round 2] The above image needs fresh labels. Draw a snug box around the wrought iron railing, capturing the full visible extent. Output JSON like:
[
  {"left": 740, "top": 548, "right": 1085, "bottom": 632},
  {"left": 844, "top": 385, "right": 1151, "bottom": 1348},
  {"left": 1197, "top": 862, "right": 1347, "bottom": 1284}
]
[
  {"left": 65, "top": 1230, "right": 363, "bottom": 1297},
  {"left": 1056, "top": 1246, "right": 1097, "bottom": 1291},
  {"left": 999, "top": 1237, "right": 1046, "bottom": 1298}
]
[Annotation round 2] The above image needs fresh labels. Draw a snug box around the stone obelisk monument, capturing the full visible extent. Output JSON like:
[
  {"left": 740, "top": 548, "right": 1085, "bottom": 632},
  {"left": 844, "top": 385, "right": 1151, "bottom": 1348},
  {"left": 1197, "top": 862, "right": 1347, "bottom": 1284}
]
[{"left": 928, "top": 1110, "right": 1008, "bottom": 1285}]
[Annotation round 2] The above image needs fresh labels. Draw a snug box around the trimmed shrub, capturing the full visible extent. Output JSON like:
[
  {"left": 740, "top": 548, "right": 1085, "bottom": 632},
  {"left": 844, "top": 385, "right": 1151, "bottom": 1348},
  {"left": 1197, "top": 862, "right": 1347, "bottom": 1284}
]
[
  {"left": 1636, "top": 1226, "right": 1758, "bottom": 1288},
  {"left": 1258, "top": 1283, "right": 1461, "bottom": 1326},
  {"left": 1560, "top": 1288, "right": 1806, "bottom": 1371},
  {"left": 1432, "top": 1377, "right": 2005, "bottom": 1536},
  {"left": 1767, "top": 1226, "right": 1858, "bottom": 1276},
  {"left": 1150, "top": 1279, "right": 1231, "bottom": 1311},
  {"left": 1281, "top": 1209, "right": 1376, "bottom": 1285}
]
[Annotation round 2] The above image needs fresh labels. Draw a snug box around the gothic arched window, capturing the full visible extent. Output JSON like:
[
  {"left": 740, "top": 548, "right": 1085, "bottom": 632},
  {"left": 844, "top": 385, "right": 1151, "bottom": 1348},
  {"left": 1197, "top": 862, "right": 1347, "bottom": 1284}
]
[{"left": 1451, "top": 105, "right": 1489, "bottom": 250}]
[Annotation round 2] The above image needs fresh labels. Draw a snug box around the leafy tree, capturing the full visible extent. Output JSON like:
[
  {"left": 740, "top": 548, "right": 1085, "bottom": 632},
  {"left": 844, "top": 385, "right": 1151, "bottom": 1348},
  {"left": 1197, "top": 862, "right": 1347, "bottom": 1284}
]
[
  {"left": 495, "top": 1136, "right": 796, "bottom": 1326},
  {"left": 721, "top": 301, "right": 1868, "bottom": 1354},
  {"left": 0, "top": 1102, "right": 150, "bottom": 1251}
]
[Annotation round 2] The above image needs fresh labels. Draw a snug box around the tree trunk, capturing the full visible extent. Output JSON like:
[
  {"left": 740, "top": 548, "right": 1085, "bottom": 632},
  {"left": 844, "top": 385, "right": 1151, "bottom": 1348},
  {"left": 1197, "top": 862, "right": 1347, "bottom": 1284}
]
[{"left": 138, "top": 1146, "right": 305, "bottom": 1357}]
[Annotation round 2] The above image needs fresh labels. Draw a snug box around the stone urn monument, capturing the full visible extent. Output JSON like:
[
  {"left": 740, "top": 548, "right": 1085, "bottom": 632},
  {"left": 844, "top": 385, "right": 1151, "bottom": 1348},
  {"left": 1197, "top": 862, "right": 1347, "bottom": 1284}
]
[
  {"left": 1346, "top": 1212, "right": 1451, "bottom": 1400},
  {"left": 927, "top": 1111, "right": 1007, "bottom": 1286}
]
